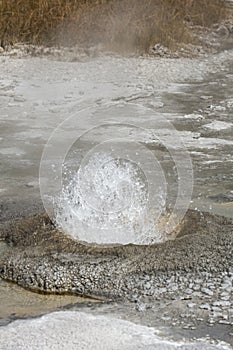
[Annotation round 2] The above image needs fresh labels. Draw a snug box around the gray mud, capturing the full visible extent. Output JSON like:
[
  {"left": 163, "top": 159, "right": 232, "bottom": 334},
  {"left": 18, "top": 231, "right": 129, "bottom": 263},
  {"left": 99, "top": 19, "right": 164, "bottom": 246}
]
[
  {"left": 0, "top": 209, "right": 232, "bottom": 347},
  {"left": 0, "top": 210, "right": 232, "bottom": 298}
]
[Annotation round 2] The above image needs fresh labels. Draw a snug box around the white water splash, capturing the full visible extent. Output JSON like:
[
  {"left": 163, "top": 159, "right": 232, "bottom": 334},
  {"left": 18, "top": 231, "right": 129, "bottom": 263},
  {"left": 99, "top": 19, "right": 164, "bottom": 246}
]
[{"left": 55, "top": 152, "right": 166, "bottom": 245}]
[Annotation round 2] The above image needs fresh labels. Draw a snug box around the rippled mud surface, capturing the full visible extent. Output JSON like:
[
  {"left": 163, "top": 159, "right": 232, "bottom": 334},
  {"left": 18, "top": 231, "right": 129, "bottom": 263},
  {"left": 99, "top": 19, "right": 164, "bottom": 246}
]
[{"left": 161, "top": 62, "right": 233, "bottom": 219}]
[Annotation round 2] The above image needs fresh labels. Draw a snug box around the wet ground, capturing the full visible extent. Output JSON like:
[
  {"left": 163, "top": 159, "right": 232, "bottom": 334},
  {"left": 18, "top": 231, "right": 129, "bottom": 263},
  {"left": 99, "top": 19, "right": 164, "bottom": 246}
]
[
  {"left": 161, "top": 60, "right": 233, "bottom": 218},
  {"left": 0, "top": 38, "right": 233, "bottom": 348},
  {"left": 0, "top": 278, "right": 96, "bottom": 323}
]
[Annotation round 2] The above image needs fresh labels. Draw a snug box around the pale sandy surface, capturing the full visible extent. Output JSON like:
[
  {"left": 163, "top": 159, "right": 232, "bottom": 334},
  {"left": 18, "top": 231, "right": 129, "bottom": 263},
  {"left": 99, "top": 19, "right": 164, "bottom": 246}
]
[{"left": 0, "top": 310, "right": 231, "bottom": 350}]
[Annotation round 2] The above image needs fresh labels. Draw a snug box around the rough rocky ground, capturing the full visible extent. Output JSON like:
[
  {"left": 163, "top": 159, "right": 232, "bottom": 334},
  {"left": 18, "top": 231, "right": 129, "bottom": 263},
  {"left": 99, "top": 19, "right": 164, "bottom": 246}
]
[
  {"left": 0, "top": 210, "right": 232, "bottom": 298},
  {"left": 0, "top": 209, "right": 232, "bottom": 347}
]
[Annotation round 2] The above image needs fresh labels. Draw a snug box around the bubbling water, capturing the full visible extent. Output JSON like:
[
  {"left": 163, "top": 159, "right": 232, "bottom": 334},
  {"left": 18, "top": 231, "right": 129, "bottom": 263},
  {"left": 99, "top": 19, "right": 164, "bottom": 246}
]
[{"left": 55, "top": 152, "right": 167, "bottom": 245}]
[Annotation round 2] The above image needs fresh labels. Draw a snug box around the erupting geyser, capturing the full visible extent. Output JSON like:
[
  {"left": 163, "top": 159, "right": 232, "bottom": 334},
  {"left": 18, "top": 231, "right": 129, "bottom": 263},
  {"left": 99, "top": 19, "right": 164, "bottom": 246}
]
[{"left": 55, "top": 152, "right": 166, "bottom": 245}]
